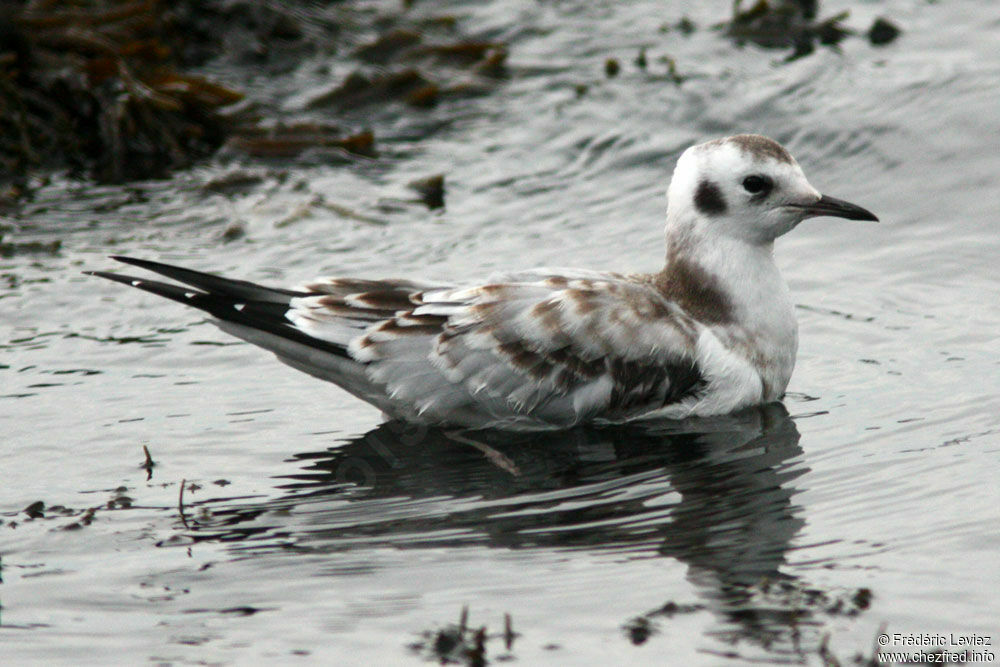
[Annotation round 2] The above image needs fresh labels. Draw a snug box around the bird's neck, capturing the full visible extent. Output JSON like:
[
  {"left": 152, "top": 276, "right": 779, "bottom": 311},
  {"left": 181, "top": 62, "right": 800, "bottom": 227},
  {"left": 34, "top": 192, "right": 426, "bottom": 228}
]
[
  {"left": 658, "top": 225, "right": 799, "bottom": 401},
  {"left": 657, "top": 226, "right": 792, "bottom": 329}
]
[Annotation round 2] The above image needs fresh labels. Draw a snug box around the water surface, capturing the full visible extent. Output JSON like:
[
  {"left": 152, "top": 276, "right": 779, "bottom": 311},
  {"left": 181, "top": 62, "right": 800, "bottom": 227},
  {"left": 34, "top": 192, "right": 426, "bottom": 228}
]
[{"left": 2, "top": 1, "right": 999, "bottom": 664}]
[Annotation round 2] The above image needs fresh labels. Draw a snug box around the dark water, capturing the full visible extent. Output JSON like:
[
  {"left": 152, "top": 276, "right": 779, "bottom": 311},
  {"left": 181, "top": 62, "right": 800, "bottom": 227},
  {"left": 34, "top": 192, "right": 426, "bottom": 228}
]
[{"left": 3, "top": 1, "right": 999, "bottom": 664}]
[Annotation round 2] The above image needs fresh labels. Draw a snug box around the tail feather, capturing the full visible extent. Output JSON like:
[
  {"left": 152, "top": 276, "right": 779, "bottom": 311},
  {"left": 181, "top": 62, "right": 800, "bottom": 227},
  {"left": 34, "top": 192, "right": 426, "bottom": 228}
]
[
  {"left": 109, "top": 255, "right": 306, "bottom": 302},
  {"left": 85, "top": 263, "right": 350, "bottom": 360}
]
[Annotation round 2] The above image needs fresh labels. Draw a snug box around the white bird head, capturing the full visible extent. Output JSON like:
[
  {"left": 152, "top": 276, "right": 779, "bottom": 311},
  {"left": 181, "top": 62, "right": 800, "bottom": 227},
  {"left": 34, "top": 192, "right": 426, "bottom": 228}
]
[{"left": 666, "top": 134, "right": 878, "bottom": 246}]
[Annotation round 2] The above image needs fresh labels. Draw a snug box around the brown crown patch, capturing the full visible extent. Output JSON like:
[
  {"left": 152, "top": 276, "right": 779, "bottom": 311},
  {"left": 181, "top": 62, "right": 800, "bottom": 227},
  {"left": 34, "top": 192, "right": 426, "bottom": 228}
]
[{"left": 727, "top": 134, "right": 794, "bottom": 164}]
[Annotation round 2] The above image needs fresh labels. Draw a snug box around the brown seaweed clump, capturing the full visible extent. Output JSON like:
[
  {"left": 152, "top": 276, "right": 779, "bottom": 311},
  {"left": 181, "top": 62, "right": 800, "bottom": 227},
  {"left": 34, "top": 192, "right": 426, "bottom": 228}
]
[
  {"left": 723, "top": 0, "right": 857, "bottom": 60},
  {"left": 408, "top": 607, "right": 517, "bottom": 667},
  {"left": 305, "top": 31, "right": 508, "bottom": 114},
  {"left": 0, "top": 0, "right": 243, "bottom": 187},
  {"left": 0, "top": 1, "right": 511, "bottom": 194}
]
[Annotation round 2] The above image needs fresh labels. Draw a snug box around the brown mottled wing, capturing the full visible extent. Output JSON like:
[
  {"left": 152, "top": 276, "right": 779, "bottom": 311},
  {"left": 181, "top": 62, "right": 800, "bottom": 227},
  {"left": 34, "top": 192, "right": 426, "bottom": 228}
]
[
  {"left": 290, "top": 270, "right": 705, "bottom": 426},
  {"left": 287, "top": 276, "right": 445, "bottom": 346}
]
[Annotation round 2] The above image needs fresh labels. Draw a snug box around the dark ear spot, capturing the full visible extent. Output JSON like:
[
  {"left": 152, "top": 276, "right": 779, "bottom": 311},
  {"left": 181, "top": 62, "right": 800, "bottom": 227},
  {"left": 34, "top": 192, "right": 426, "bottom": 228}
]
[{"left": 694, "top": 179, "right": 726, "bottom": 216}]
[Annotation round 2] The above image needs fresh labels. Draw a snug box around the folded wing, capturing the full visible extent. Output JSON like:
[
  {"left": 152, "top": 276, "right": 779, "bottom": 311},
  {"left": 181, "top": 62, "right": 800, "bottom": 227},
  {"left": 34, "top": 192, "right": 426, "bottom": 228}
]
[{"left": 291, "top": 269, "right": 706, "bottom": 427}]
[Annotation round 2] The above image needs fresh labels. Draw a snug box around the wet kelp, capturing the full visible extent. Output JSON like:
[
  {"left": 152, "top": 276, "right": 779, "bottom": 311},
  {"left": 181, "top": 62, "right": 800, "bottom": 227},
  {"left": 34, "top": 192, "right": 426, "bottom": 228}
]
[
  {"left": 722, "top": 0, "right": 900, "bottom": 60},
  {"left": 0, "top": 0, "right": 506, "bottom": 192},
  {"left": 409, "top": 607, "right": 516, "bottom": 666},
  {"left": 0, "top": 0, "right": 243, "bottom": 185}
]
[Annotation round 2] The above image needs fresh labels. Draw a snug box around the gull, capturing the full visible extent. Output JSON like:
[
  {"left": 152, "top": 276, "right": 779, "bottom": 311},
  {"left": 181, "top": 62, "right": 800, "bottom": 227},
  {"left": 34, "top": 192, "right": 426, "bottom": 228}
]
[{"left": 87, "top": 135, "right": 877, "bottom": 430}]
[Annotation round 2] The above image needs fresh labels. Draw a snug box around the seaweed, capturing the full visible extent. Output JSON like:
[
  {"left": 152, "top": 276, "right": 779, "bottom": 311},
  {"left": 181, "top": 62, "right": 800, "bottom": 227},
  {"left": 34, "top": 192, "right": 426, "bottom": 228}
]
[
  {"left": 309, "top": 34, "right": 507, "bottom": 114},
  {"left": 0, "top": 0, "right": 244, "bottom": 186},
  {"left": 0, "top": 0, "right": 510, "bottom": 199},
  {"left": 224, "top": 124, "right": 377, "bottom": 160},
  {"left": 409, "top": 607, "right": 517, "bottom": 666},
  {"left": 868, "top": 17, "right": 901, "bottom": 47},
  {"left": 718, "top": 0, "right": 900, "bottom": 61}
]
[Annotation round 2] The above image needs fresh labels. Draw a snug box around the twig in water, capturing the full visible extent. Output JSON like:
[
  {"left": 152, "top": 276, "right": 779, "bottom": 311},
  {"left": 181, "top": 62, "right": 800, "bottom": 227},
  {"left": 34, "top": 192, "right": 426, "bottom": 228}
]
[
  {"left": 141, "top": 444, "right": 155, "bottom": 480},
  {"left": 178, "top": 478, "right": 190, "bottom": 529}
]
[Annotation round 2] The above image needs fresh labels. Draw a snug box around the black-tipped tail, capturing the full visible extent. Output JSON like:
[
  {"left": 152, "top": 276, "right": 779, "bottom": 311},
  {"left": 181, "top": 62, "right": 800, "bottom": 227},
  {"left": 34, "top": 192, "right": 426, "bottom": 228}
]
[
  {"left": 107, "top": 255, "right": 306, "bottom": 301},
  {"left": 85, "top": 260, "right": 350, "bottom": 360}
]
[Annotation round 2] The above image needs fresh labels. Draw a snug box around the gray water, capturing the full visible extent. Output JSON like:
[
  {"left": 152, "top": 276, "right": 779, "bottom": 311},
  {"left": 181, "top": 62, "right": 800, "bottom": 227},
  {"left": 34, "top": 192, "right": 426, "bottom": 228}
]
[{"left": 2, "top": 1, "right": 999, "bottom": 664}]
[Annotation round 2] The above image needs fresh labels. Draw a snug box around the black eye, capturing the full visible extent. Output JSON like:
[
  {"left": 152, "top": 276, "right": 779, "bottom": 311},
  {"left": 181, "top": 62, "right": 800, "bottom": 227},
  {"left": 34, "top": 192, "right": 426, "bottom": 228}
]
[{"left": 742, "top": 175, "right": 773, "bottom": 196}]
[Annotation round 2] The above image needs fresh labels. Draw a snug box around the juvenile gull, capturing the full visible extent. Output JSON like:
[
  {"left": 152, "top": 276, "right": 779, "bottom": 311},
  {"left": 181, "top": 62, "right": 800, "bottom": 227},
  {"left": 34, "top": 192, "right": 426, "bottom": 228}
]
[{"left": 87, "top": 135, "right": 877, "bottom": 430}]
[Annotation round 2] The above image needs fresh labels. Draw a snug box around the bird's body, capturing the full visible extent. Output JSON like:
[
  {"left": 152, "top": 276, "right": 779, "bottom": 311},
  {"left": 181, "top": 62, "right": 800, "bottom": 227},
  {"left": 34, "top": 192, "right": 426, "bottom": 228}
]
[{"left": 88, "top": 135, "right": 877, "bottom": 430}]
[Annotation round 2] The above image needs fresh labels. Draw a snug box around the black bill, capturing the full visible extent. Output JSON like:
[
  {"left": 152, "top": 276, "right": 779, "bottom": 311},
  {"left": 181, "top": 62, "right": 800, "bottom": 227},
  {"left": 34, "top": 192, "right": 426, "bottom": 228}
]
[{"left": 793, "top": 194, "right": 879, "bottom": 222}]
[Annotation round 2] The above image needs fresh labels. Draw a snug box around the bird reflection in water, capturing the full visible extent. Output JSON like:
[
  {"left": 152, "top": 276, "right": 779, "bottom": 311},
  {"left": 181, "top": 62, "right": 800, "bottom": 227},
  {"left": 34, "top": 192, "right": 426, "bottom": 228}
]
[{"left": 189, "top": 404, "right": 868, "bottom": 660}]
